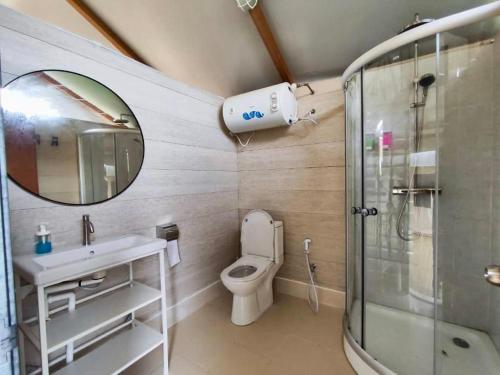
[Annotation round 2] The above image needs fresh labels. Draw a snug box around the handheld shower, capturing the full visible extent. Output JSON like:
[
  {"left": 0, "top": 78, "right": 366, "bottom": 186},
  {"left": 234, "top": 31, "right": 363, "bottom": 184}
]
[
  {"left": 411, "top": 73, "right": 436, "bottom": 107},
  {"left": 418, "top": 73, "right": 436, "bottom": 88}
]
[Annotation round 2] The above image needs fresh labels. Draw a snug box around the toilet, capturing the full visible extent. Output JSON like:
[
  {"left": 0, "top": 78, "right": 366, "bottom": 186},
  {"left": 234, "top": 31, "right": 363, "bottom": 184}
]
[{"left": 221, "top": 209, "right": 284, "bottom": 326}]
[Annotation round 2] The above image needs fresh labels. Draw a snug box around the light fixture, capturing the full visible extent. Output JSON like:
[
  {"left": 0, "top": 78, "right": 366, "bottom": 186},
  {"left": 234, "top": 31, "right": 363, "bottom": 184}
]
[
  {"left": 234, "top": 0, "right": 258, "bottom": 12},
  {"left": 113, "top": 113, "right": 134, "bottom": 125}
]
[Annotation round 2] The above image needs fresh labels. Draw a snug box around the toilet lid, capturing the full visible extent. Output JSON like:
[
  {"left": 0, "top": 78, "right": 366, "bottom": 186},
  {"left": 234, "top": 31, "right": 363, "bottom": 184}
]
[{"left": 241, "top": 210, "right": 275, "bottom": 259}]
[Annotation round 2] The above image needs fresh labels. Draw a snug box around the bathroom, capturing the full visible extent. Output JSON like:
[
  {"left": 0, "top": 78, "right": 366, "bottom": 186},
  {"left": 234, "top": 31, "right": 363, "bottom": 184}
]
[{"left": 0, "top": 1, "right": 499, "bottom": 374}]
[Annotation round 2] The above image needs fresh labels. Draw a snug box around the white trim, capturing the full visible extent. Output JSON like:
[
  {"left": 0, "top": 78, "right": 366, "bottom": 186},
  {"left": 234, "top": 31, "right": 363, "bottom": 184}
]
[
  {"left": 342, "top": 1, "right": 500, "bottom": 83},
  {"left": 344, "top": 336, "right": 379, "bottom": 375},
  {"left": 343, "top": 316, "right": 397, "bottom": 375},
  {"left": 167, "top": 280, "right": 224, "bottom": 327},
  {"left": 274, "top": 277, "right": 345, "bottom": 309},
  {"left": 146, "top": 280, "right": 225, "bottom": 329},
  {"left": 343, "top": 335, "right": 396, "bottom": 375}
]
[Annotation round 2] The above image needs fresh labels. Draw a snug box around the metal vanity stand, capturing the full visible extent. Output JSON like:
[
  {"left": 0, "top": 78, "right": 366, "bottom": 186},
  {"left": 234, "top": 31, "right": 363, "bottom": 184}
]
[{"left": 12, "top": 236, "right": 169, "bottom": 375}]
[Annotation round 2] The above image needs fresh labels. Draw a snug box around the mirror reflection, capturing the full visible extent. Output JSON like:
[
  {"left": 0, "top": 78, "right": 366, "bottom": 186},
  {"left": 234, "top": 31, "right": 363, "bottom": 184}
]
[{"left": 2, "top": 70, "right": 144, "bottom": 205}]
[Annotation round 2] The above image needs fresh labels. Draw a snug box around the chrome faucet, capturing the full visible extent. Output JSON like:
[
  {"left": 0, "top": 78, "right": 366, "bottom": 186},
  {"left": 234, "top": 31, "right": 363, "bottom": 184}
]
[{"left": 82, "top": 214, "right": 95, "bottom": 246}]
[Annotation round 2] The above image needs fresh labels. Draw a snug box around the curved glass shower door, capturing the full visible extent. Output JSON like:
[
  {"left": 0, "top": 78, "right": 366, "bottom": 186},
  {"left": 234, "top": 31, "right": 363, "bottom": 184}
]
[
  {"left": 345, "top": 11, "right": 500, "bottom": 374},
  {"left": 345, "top": 71, "right": 363, "bottom": 346},
  {"left": 362, "top": 36, "right": 439, "bottom": 374}
]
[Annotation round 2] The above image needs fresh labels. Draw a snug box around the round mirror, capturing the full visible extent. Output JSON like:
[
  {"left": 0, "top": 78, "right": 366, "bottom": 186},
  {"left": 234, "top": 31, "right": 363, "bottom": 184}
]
[{"left": 2, "top": 70, "right": 144, "bottom": 205}]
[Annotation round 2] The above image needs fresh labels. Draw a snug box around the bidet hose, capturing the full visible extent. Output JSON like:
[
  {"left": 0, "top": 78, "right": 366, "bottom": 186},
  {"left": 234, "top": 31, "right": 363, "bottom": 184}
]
[{"left": 304, "top": 239, "right": 319, "bottom": 313}]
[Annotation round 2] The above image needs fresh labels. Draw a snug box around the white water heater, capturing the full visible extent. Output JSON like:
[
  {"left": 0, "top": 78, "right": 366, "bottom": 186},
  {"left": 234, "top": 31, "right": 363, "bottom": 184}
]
[{"left": 223, "top": 83, "right": 298, "bottom": 134}]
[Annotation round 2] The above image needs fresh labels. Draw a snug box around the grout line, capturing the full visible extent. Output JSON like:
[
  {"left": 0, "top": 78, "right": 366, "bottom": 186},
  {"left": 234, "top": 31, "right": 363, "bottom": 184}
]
[
  {"left": 238, "top": 188, "right": 345, "bottom": 193},
  {"left": 131, "top": 104, "right": 224, "bottom": 130},
  {"left": 238, "top": 140, "right": 345, "bottom": 153},
  {"left": 238, "top": 165, "right": 345, "bottom": 172},
  {"left": 10, "top": 191, "right": 239, "bottom": 212},
  {"left": 143, "top": 138, "right": 236, "bottom": 154},
  {"left": 139, "top": 168, "right": 238, "bottom": 173},
  {"left": 115, "top": 189, "right": 239, "bottom": 202},
  {"left": 238, "top": 165, "right": 345, "bottom": 171}
]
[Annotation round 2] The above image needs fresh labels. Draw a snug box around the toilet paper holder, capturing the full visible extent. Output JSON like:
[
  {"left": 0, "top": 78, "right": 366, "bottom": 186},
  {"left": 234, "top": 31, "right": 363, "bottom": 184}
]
[{"left": 156, "top": 224, "right": 179, "bottom": 241}]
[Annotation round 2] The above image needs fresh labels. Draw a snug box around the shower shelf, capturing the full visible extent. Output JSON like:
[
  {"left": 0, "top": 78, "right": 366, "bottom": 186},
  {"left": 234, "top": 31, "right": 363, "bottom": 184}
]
[{"left": 392, "top": 186, "right": 442, "bottom": 195}]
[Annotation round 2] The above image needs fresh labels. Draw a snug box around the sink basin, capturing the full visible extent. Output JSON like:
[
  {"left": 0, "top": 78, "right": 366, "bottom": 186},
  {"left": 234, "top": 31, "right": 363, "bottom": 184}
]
[{"left": 14, "top": 235, "right": 167, "bottom": 286}]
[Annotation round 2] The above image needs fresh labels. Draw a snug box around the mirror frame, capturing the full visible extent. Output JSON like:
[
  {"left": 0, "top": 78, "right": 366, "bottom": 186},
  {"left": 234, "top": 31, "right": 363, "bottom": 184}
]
[{"left": 2, "top": 69, "right": 145, "bottom": 206}]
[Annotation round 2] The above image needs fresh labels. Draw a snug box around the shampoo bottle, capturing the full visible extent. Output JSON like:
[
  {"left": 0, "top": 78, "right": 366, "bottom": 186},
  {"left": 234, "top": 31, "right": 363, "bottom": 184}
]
[{"left": 35, "top": 223, "right": 52, "bottom": 254}]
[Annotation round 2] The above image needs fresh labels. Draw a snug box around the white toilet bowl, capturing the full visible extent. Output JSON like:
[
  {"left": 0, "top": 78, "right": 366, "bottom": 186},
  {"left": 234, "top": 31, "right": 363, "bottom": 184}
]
[{"left": 220, "top": 210, "right": 284, "bottom": 326}]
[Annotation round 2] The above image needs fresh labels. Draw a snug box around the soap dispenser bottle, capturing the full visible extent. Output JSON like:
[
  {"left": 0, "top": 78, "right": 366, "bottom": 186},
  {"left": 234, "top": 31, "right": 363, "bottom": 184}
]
[{"left": 35, "top": 223, "right": 52, "bottom": 254}]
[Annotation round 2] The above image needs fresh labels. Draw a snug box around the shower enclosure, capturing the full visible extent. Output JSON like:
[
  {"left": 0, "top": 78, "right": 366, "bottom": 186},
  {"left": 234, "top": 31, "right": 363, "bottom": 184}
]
[{"left": 343, "top": 3, "right": 500, "bottom": 374}]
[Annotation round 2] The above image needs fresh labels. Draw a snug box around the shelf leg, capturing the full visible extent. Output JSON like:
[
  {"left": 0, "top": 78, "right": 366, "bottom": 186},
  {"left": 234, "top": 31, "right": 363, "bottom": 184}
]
[
  {"left": 129, "top": 262, "right": 134, "bottom": 285},
  {"left": 129, "top": 262, "right": 135, "bottom": 321},
  {"left": 15, "top": 275, "right": 26, "bottom": 375},
  {"left": 158, "top": 251, "right": 169, "bottom": 375},
  {"left": 36, "top": 285, "right": 49, "bottom": 375}
]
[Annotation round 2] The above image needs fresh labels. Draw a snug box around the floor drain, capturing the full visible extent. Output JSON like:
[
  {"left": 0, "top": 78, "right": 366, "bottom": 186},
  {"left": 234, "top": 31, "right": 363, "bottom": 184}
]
[{"left": 453, "top": 337, "right": 470, "bottom": 348}]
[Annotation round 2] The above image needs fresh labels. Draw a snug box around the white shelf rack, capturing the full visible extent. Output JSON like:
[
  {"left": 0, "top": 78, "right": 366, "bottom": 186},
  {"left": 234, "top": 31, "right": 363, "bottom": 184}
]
[
  {"left": 53, "top": 322, "right": 162, "bottom": 375},
  {"left": 15, "top": 249, "right": 169, "bottom": 375}
]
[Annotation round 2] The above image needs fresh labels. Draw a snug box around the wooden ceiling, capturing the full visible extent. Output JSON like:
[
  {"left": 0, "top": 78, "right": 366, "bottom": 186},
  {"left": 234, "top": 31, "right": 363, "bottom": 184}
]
[
  {"left": 66, "top": 1, "right": 293, "bottom": 84},
  {"left": 0, "top": 0, "right": 495, "bottom": 96}
]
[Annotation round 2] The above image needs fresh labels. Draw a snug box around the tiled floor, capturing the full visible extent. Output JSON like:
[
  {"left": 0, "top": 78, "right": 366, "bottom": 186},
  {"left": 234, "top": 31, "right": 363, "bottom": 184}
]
[{"left": 162, "top": 291, "right": 355, "bottom": 375}]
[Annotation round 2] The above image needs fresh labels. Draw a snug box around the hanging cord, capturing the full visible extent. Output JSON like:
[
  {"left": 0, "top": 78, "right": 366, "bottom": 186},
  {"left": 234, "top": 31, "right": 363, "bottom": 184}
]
[{"left": 232, "top": 132, "right": 254, "bottom": 147}]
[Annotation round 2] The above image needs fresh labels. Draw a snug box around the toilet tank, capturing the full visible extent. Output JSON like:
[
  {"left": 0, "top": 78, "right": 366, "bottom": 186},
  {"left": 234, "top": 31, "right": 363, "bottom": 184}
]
[{"left": 241, "top": 210, "right": 283, "bottom": 262}]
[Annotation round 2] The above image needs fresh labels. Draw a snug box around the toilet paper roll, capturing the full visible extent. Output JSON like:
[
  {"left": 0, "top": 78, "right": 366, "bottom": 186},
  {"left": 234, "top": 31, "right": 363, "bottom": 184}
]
[{"left": 166, "top": 239, "right": 181, "bottom": 267}]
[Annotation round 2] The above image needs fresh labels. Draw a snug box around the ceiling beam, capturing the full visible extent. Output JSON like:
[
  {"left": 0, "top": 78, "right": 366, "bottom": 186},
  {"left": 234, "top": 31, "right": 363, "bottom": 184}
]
[
  {"left": 66, "top": 0, "right": 148, "bottom": 65},
  {"left": 40, "top": 72, "right": 116, "bottom": 123},
  {"left": 249, "top": 3, "right": 294, "bottom": 83}
]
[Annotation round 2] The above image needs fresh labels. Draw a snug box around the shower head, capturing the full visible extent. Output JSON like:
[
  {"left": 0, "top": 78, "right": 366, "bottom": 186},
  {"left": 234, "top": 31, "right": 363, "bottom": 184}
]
[
  {"left": 399, "top": 13, "right": 434, "bottom": 34},
  {"left": 410, "top": 73, "right": 435, "bottom": 108},
  {"left": 418, "top": 73, "right": 435, "bottom": 88}
]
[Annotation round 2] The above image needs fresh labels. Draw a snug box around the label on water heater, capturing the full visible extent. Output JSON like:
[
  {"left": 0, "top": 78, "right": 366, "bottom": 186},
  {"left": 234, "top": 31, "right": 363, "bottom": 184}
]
[{"left": 242, "top": 110, "right": 264, "bottom": 121}]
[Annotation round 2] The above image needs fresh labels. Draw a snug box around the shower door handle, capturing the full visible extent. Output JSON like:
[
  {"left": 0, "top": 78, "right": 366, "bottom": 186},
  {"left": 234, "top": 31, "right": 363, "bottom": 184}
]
[
  {"left": 361, "top": 208, "right": 378, "bottom": 217},
  {"left": 485, "top": 265, "right": 500, "bottom": 286},
  {"left": 351, "top": 207, "right": 362, "bottom": 215},
  {"left": 351, "top": 207, "right": 378, "bottom": 217}
]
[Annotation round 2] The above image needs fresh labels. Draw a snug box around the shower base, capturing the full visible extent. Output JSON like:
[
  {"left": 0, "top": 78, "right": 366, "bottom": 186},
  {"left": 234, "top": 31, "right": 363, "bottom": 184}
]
[{"left": 344, "top": 302, "right": 500, "bottom": 374}]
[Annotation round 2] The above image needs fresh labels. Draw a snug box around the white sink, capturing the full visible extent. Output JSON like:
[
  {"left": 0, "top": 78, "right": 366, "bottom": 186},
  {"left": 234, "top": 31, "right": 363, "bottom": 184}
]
[{"left": 14, "top": 235, "right": 167, "bottom": 286}]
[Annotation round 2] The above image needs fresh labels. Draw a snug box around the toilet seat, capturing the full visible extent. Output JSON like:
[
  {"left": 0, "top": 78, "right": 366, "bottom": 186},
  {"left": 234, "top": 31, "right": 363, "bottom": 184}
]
[{"left": 221, "top": 255, "right": 272, "bottom": 283}]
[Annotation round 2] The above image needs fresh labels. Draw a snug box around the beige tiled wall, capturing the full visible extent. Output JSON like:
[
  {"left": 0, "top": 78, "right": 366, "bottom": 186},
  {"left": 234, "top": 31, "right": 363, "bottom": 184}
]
[
  {"left": 237, "top": 78, "right": 346, "bottom": 291},
  {"left": 1, "top": 5, "right": 240, "bottom": 308}
]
